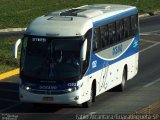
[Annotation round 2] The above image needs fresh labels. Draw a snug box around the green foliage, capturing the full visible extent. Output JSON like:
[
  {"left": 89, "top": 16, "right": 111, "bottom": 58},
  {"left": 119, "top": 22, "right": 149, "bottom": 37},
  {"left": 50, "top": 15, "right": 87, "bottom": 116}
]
[
  {"left": 0, "top": 36, "right": 21, "bottom": 73},
  {"left": 0, "top": 0, "right": 159, "bottom": 28},
  {"left": 136, "top": 0, "right": 160, "bottom": 13}
]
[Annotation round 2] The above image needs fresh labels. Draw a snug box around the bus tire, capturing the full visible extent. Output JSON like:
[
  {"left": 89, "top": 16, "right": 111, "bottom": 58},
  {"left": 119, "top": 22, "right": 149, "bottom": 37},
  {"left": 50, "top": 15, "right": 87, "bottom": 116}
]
[
  {"left": 117, "top": 68, "right": 127, "bottom": 91},
  {"left": 82, "top": 85, "right": 94, "bottom": 108}
]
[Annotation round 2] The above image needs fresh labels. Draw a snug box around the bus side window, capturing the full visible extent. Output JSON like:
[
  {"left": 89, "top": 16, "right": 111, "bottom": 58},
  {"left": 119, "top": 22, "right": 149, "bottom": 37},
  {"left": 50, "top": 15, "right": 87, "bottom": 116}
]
[
  {"left": 108, "top": 23, "right": 112, "bottom": 45},
  {"left": 119, "top": 20, "right": 124, "bottom": 41},
  {"left": 108, "top": 22, "right": 116, "bottom": 45},
  {"left": 100, "top": 25, "right": 108, "bottom": 48},
  {"left": 116, "top": 21, "right": 120, "bottom": 41},
  {"left": 93, "top": 27, "right": 101, "bottom": 52},
  {"left": 131, "top": 14, "right": 138, "bottom": 36},
  {"left": 124, "top": 17, "right": 131, "bottom": 39}
]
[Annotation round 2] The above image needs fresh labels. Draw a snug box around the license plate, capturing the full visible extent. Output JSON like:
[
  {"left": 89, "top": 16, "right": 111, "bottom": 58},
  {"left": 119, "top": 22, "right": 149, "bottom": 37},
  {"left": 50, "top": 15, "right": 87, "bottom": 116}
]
[{"left": 43, "top": 97, "right": 54, "bottom": 102}]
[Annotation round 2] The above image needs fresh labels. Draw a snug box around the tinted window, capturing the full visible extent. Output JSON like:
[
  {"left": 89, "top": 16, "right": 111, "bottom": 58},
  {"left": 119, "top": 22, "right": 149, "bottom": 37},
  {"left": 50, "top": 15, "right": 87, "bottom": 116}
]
[
  {"left": 119, "top": 20, "right": 124, "bottom": 40},
  {"left": 93, "top": 27, "right": 101, "bottom": 51},
  {"left": 108, "top": 22, "right": 116, "bottom": 45},
  {"left": 21, "top": 37, "right": 83, "bottom": 81},
  {"left": 116, "top": 21, "right": 120, "bottom": 41},
  {"left": 131, "top": 14, "right": 138, "bottom": 36},
  {"left": 124, "top": 17, "right": 131, "bottom": 38},
  {"left": 92, "top": 14, "right": 138, "bottom": 52},
  {"left": 100, "top": 25, "right": 109, "bottom": 48}
]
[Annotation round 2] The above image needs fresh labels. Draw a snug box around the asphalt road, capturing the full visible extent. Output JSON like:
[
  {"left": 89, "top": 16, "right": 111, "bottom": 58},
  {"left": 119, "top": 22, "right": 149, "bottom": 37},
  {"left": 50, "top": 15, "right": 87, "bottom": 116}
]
[{"left": 0, "top": 15, "right": 160, "bottom": 120}]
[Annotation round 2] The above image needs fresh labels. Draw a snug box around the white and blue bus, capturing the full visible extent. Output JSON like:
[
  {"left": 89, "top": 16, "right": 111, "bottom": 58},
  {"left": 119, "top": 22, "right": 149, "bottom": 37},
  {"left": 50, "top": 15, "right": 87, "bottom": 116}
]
[{"left": 14, "top": 4, "right": 139, "bottom": 107}]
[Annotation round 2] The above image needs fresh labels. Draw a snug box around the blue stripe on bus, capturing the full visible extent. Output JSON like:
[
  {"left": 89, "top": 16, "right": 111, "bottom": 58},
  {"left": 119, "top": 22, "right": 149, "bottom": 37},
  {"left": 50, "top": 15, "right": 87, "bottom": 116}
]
[
  {"left": 85, "top": 34, "right": 139, "bottom": 76},
  {"left": 93, "top": 8, "right": 138, "bottom": 27}
]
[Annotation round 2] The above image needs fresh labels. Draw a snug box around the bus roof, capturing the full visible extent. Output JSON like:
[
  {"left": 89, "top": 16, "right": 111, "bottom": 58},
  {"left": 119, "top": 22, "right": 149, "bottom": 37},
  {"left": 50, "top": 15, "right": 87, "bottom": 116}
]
[{"left": 25, "top": 4, "right": 137, "bottom": 37}]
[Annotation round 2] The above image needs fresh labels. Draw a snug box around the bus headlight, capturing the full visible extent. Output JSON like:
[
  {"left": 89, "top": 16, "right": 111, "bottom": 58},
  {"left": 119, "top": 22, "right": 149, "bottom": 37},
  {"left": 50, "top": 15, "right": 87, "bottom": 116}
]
[
  {"left": 20, "top": 84, "right": 31, "bottom": 91},
  {"left": 66, "top": 83, "right": 83, "bottom": 93},
  {"left": 67, "top": 87, "right": 77, "bottom": 92},
  {"left": 26, "top": 86, "right": 30, "bottom": 91}
]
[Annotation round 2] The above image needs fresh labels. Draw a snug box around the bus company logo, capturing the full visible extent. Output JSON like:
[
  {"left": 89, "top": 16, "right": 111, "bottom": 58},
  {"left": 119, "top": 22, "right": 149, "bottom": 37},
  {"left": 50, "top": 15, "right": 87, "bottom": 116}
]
[
  {"left": 133, "top": 40, "right": 138, "bottom": 48},
  {"left": 92, "top": 60, "right": 97, "bottom": 68},
  {"left": 39, "top": 85, "right": 58, "bottom": 90}
]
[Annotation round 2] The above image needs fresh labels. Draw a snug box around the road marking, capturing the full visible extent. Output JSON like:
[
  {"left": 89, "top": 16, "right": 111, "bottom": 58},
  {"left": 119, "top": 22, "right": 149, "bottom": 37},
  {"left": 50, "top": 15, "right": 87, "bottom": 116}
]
[
  {"left": 140, "top": 42, "right": 160, "bottom": 53},
  {"left": 0, "top": 103, "right": 21, "bottom": 112},
  {"left": 140, "top": 39, "right": 158, "bottom": 44},
  {"left": 0, "top": 68, "right": 19, "bottom": 80},
  {"left": 140, "top": 33, "right": 160, "bottom": 36},
  {"left": 140, "top": 42, "right": 145, "bottom": 45},
  {"left": 140, "top": 39, "right": 160, "bottom": 53},
  {"left": 0, "top": 98, "right": 19, "bottom": 103},
  {"left": 144, "top": 78, "right": 160, "bottom": 87},
  {"left": 140, "top": 29, "right": 160, "bottom": 36},
  {"left": 142, "top": 30, "right": 160, "bottom": 33}
]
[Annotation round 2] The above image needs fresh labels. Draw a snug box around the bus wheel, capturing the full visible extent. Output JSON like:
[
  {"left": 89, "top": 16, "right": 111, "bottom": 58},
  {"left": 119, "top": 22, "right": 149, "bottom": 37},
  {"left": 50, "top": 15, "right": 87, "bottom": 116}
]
[
  {"left": 117, "top": 69, "right": 127, "bottom": 91},
  {"left": 82, "top": 86, "right": 94, "bottom": 108}
]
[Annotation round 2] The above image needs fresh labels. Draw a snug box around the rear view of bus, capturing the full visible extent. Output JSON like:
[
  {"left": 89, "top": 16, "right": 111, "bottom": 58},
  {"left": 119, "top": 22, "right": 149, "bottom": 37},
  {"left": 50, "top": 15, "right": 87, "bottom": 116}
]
[{"left": 14, "top": 4, "right": 139, "bottom": 108}]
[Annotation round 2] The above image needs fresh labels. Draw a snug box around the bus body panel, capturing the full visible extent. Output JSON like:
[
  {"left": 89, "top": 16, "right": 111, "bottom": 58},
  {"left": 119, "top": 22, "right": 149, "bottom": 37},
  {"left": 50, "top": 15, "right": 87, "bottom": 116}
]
[
  {"left": 85, "top": 34, "right": 139, "bottom": 96},
  {"left": 19, "top": 4, "right": 139, "bottom": 105}
]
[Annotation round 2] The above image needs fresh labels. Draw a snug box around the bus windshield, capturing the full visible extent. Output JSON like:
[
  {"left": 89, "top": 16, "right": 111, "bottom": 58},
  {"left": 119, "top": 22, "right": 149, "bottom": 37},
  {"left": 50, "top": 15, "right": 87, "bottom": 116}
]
[{"left": 20, "top": 36, "right": 83, "bottom": 82}]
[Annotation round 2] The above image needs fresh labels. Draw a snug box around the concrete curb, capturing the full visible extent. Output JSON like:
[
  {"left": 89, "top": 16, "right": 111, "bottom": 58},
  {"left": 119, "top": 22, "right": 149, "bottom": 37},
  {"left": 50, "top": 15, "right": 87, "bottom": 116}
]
[
  {"left": 139, "top": 11, "right": 160, "bottom": 18},
  {"left": 0, "top": 68, "right": 19, "bottom": 80},
  {"left": 0, "top": 28, "right": 26, "bottom": 33},
  {"left": 139, "top": 13, "right": 150, "bottom": 18}
]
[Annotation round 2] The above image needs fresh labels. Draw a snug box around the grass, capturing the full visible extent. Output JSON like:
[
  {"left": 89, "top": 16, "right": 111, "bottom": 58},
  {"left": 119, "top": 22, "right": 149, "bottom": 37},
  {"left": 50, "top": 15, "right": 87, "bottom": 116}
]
[
  {"left": 0, "top": 0, "right": 160, "bottom": 73},
  {"left": 0, "top": 0, "right": 160, "bottom": 29},
  {"left": 0, "top": 36, "right": 21, "bottom": 73}
]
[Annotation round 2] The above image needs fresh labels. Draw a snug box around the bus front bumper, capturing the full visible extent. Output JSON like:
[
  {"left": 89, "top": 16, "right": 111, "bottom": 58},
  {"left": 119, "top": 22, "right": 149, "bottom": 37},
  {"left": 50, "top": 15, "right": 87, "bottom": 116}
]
[{"left": 19, "top": 88, "right": 86, "bottom": 105}]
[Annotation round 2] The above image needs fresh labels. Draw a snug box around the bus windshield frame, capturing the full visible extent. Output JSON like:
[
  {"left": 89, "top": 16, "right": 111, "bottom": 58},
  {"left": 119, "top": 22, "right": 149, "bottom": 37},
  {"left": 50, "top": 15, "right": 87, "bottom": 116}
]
[{"left": 20, "top": 35, "right": 84, "bottom": 83}]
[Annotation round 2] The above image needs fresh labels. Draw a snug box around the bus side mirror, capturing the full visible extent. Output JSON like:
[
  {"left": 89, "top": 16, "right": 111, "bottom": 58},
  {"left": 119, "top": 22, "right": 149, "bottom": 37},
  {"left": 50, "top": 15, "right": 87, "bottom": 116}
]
[
  {"left": 13, "top": 39, "right": 21, "bottom": 59},
  {"left": 80, "top": 39, "right": 87, "bottom": 61}
]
